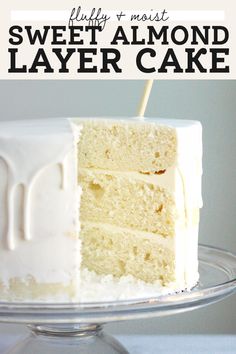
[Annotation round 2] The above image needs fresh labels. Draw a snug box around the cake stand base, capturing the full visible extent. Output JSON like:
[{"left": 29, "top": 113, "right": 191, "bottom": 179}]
[{"left": 7, "top": 324, "right": 129, "bottom": 354}]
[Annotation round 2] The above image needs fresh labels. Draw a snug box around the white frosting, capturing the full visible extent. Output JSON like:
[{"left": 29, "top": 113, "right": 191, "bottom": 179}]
[
  {"left": 84, "top": 221, "right": 175, "bottom": 249},
  {"left": 0, "top": 118, "right": 81, "bottom": 286},
  {"left": 74, "top": 116, "right": 199, "bottom": 128},
  {"left": 174, "top": 122, "right": 202, "bottom": 288}
]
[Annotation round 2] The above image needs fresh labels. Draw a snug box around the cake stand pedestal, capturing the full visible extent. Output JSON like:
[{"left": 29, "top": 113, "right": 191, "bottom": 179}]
[
  {"left": 9, "top": 324, "right": 128, "bottom": 354},
  {"left": 1, "top": 244, "right": 236, "bottom": 354}
]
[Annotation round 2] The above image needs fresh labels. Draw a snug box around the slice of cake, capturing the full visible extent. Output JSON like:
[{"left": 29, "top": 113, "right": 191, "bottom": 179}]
[{"left": 0, "top": 117, "right": 202, "bottom": 302}]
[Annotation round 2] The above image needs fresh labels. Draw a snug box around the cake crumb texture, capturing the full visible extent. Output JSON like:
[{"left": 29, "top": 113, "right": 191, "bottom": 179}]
[
  {"left": 79, "top": 169, "right": 176, "bottom": 237},
  {"left": 81, "top": 222, "right": 175, "bottom": 284},
  {"left": 78, "top": 120, "right": 176, "bottom": 172}
]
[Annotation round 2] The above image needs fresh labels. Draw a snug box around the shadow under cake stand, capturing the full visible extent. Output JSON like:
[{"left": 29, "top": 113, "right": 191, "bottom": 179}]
[{"left": 1, "top": 244, "right": 236, "bottom": 354}]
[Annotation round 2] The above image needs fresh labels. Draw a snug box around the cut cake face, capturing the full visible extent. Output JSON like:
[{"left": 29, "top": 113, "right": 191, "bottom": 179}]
[
  {"left": 77, "top": 118, "right": 202, "bottom": 290},
  {"left": 0, "top": 117, "right": 202, "bottom": 302}
]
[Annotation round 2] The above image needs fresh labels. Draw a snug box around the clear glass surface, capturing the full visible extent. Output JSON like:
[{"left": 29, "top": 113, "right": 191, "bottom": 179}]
[{"left": 2, "top": 244, "right": 236, "bottom": 354}]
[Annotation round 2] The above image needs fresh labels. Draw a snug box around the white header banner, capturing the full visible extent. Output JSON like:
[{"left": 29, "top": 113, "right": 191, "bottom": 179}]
[{"left": 0, "top": 0, "right": 235, "bottom": 79}]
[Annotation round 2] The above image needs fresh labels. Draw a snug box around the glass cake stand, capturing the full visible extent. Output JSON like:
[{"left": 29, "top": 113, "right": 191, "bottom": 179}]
[{"left": 1, "top": 244, "right": 236, "bottom": 354}]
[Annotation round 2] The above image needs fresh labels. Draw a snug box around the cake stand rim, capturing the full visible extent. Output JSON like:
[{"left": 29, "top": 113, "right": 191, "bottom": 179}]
[{"left": 0, "top": 244, "right": 235, "bottom": 324}]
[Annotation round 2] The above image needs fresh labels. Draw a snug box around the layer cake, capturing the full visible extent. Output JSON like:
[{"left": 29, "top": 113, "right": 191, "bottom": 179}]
[{"left": 0, "top": 117, "right": 202, "bottom": 301}]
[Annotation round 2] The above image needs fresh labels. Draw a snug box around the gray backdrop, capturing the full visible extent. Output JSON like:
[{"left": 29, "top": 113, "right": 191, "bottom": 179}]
[{"left": 0, "top": 80, "right": 235, "bottom": 336}]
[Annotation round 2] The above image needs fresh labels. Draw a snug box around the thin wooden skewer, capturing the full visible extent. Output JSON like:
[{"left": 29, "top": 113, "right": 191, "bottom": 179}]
[{"left": 137, "top": 80, "right": 154, "bottom": 118}]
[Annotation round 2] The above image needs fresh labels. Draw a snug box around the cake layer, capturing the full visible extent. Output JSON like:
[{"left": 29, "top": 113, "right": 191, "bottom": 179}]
[
  {"left": 81, "top": 222, "right": 175, "bottom": 285},
  {"left": 77, "top": 118, "right": 177, "bottom": 172},
  {"left": 79, "top": 167, "right": 201, "bottom": 237},
  {"left": 79, "top": 168, "right": 178, "bottom": 237}
]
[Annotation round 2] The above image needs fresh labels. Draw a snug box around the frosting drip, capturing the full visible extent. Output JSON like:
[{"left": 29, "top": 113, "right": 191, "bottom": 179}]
[{"left": 0, "top": 119, "right": 74, "bottom": 250}]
